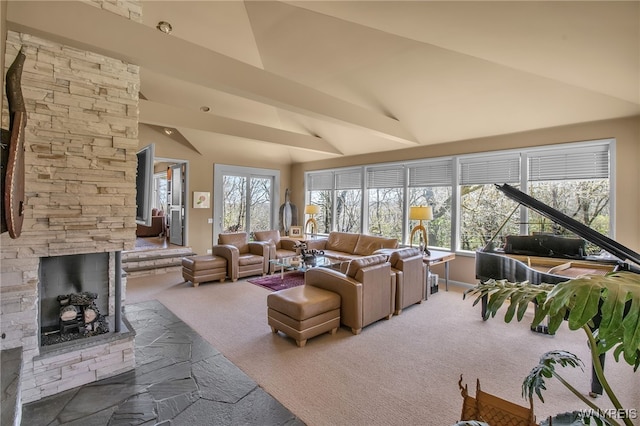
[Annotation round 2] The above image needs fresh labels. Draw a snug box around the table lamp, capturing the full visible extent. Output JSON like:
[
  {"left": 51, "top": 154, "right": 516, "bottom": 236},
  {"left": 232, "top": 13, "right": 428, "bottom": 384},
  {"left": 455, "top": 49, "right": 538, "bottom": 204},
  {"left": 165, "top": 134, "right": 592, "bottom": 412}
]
[
  {"left": 304, "top": 204, "right": 320, "bottom": 235},
  {"left": 409, "top": 205, "right": 433, "bottom": 255}
]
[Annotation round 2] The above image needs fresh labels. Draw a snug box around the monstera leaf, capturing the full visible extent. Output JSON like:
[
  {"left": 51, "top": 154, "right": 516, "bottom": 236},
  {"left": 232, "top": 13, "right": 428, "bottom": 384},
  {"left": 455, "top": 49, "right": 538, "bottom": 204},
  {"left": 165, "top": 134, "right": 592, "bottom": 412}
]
[
  {"left": 465, "top": 271, "right": 640, "bottom": 368},
  {"left": 464, "top": 280, "right": 555, "bottom": 323},
  {"left": 464, "top": 271, "right": 640, "bottom": 426},
  {"left": 522, "top": 350, "right": 584, "bottom": 403},
  {"left": 541, "top": 271, "right": 640, "bottom": 367}
]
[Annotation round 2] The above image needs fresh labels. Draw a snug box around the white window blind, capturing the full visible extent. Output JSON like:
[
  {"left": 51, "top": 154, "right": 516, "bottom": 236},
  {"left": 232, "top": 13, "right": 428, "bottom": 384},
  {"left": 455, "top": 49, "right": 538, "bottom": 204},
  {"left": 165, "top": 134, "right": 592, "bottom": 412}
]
[
  {"left": 336, "top": 169, "right": 362, "bottom": 189},
  {"left": 409, "top": 159, "right": 453, "bottom": 187},
  {"left": 529, "top": 145, "right": 609, "bottom": 181},
  {"left": 307, "top": 172, "right": 334, "bottom": 191},
  {"left": 459, "top": 154, "right": 520, "bottom": 185},
  {"left": 366, "top": 166, "right": 405, "bottom": 188}
]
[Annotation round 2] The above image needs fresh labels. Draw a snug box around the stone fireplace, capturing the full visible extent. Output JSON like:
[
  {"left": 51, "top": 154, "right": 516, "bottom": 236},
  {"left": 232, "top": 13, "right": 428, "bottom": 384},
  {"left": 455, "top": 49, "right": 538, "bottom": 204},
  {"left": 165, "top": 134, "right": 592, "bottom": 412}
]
[
  {"left": 1, "top": 0, "right": 142, "bottom": 406},
  {"left": 39, "top": 252, "right": 111, "bottom": 346}
]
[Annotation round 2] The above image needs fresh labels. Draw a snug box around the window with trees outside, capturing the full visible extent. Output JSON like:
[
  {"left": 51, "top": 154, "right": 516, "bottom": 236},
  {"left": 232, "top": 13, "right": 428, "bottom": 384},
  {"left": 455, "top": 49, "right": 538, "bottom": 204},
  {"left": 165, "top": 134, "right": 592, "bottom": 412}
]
[
  {"left": 526, "top": 145, "right": 610, "bottom": 255},
  {"left": 459, "top": 153, "right": 521, "bottom": 251},
  {"left": 408, "top": 160, "right": 453, "bottom": 250},
  {"left": 221, "top": 175, "right": 272, "bottom": 233},
  {"left": 305, "top": 139, "right": 613, "bottom": 253},
  {"left": 308, "top": 169, "right": 362, "bottom": 234},
  {"left": 367, "top": 166, "right": 405, "bottom": 240},
  {"left": 213, "top": 165, "right": 279, "bottom": 241}
]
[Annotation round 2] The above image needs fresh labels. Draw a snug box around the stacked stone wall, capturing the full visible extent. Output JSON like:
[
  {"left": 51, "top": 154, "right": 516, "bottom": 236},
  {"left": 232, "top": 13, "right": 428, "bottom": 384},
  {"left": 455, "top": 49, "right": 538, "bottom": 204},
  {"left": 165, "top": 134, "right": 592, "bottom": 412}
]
[{"left": 1, "top": 0, "right": 141, "bottom": 402}]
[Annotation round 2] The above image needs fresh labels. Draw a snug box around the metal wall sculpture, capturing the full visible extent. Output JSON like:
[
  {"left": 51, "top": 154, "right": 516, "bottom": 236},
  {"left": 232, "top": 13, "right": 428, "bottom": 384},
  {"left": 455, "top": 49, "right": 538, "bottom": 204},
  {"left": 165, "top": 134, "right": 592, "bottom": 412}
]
[{"left": 2, "top": 47, "right": 27, "bottom": 238}]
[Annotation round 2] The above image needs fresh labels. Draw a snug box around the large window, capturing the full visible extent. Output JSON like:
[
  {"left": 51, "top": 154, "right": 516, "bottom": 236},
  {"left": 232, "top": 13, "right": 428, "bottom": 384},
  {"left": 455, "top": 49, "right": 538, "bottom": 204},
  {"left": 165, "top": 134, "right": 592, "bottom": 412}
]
[
  {"left": 307, "top": 173, "right": 333, "bottom": 234},
  {"left": 307, "top": 169, "right": 363, "bottom": 234},
  {"left": 335, "top": 170, "right": 362, "bottom": 233},
  {"left": 408, "top": 160, "right": 453, "bottom": 249},
  {"left": 367, "top": 166, "right": 405, "bottom": 239},
  {"left": 221, "top": 175, "right": 272, "bottom": 233},
  {"left": 214, "top": 165, "right": 279, "bottom": 241},
  {"left": 459, "top": 154, "right": 521, "bottom": 251},
  {"left": 526, "top": 145, "right": 610, "bottom": 255},
  {"left": 305, "top": 139, "right": 613, "bottom": 252}
]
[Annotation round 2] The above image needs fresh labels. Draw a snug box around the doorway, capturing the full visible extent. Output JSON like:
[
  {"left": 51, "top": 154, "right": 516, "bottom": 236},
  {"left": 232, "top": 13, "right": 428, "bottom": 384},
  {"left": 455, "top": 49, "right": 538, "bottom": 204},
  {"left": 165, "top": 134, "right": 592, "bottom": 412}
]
[{"left": 138, "top": 157, "right": 188, "bottom": 249}]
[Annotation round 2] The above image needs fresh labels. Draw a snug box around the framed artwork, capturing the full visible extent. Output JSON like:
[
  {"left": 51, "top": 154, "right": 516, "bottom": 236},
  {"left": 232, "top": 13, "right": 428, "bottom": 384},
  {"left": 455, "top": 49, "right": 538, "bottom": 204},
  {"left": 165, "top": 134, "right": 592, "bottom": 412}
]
[
  {"left": 193, "top": 191, "right": 210, "bottom": 209},
  {"left": 289, "top": 226, "right": 303, "bottom": 238}
]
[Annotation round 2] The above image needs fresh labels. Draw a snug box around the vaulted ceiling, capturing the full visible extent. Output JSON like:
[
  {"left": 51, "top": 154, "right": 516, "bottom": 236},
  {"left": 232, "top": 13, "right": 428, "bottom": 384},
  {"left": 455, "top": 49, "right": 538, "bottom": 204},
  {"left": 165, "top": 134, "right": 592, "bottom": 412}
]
[{"left": 5, "top": 1, "right": 640, "bottom": 165}]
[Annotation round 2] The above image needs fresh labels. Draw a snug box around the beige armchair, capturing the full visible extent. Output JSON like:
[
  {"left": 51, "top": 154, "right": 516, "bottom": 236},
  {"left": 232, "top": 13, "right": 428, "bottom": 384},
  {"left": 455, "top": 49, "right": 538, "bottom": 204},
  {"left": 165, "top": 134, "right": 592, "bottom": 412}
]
[
  {"left": 212, "top": 232, "right": 269, "bottom": 282},
  {"left": 305, "top": 254, "right": 395, "bottom": 335},
  {"left": 253, "top": 230, "right": 299, "bottom": 274},
  {"left": 388, "top": 247, "right": 427, "bottom": 315}
]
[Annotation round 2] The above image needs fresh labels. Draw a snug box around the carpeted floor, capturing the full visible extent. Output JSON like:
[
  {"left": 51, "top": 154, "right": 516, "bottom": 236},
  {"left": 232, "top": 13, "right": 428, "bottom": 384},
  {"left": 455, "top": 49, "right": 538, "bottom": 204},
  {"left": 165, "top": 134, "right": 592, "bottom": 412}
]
[
  {"left": 125, "top": 271, "right": 640, "bottom": 426},
  {"left": 248, "top": 271, "right": 305, "bottom": 291}
]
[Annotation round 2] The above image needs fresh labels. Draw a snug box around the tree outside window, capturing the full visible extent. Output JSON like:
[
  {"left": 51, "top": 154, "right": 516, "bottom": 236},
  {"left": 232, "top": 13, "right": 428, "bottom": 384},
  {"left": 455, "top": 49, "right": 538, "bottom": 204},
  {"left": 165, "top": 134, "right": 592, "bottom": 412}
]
[
  {"left": 335, "top": 189, "right": 361, "bottom": 233},
  {"left": 368, "top": 187, "right": 403, "bottom": 239},
  {"left": 529, "top": 180, "right": 609, "bottom": 254},
  {"left": 222, "top": 174, "right": 273, "bottom": 234},
  {"left": 409, "top": 186, "right": 452, "bottom": 249},
  {"left": 460, "top": 184, "right": 520, "bottom": 251},
  {"left": 305, "top": 140, "right": 612, "bottom": 252},
  {"left": 309, "top": 190, "right": 332, "bottom": 234}
]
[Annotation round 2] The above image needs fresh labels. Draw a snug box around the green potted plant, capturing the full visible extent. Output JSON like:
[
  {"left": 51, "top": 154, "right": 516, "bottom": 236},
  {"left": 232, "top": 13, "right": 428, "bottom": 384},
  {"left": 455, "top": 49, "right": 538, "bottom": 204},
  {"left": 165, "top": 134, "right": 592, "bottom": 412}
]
[{"left": 463, "top": 270, "right": 640, "bottom": 426}]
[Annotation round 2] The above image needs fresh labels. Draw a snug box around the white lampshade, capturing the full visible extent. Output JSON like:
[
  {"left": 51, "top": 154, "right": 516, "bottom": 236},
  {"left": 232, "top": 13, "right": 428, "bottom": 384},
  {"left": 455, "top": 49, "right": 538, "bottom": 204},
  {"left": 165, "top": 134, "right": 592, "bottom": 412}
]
[
  {"left": 305, "top": 204, "right": 320, "bottom": 215},
  {"left": 409, "top": 206, "right": 433, "bottom": 221}
]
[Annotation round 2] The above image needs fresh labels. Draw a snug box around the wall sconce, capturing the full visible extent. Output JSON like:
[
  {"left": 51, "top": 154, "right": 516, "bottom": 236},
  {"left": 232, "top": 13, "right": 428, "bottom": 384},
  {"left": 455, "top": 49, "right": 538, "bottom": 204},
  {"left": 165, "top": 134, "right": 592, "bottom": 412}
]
[
  {"left": 409, "top": 205, "right": 433, "bottom": 255},
  {"left": 304, "top": 204, "right": 320, "bottom": 236}
]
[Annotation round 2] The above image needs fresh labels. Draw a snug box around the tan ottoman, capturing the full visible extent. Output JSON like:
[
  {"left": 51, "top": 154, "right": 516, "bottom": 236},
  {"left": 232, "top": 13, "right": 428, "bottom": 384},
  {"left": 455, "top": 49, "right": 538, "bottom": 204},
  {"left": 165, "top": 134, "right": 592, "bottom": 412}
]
[
  {"left": 182, "top": 255, "right": 227, "bottom": 287},
  {"left": 267, "top": 285, "right": 341, "bottom": 347}
]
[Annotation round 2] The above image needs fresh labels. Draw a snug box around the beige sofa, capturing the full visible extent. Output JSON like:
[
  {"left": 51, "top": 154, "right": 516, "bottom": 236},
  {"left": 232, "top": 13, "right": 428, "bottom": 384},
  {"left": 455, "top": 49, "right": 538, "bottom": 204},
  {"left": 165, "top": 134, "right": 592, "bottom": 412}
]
[
  {"left": 305, "top": 231, "right": 398, "bottom": 261},
  {"left": 305, "top": 254, "right": 396, "bottom": 335}
]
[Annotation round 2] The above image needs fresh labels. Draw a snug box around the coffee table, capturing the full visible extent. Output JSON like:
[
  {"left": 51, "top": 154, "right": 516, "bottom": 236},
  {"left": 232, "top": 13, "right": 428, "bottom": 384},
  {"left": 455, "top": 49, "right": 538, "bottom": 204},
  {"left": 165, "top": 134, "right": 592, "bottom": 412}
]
[{"left": 269, "top": 256, "right": 337, "bottom": 279}]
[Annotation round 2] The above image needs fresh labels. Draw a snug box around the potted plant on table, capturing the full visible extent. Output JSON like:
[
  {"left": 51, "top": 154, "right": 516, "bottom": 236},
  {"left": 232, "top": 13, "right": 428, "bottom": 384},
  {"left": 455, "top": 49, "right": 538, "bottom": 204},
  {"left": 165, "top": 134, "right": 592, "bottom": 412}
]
[{"left": 463, "top": 270, "right": 640, "bottom": 426}]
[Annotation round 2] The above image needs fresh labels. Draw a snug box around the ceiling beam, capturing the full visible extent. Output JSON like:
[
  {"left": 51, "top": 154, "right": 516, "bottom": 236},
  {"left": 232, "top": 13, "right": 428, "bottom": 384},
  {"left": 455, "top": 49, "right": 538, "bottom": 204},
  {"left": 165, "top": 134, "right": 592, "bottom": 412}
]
[
  {"left": 140, "top": 100, "right": 342, "bottom": 155},
  {"left": 6, "top": 0, "right": 418, "bottom": 146}
]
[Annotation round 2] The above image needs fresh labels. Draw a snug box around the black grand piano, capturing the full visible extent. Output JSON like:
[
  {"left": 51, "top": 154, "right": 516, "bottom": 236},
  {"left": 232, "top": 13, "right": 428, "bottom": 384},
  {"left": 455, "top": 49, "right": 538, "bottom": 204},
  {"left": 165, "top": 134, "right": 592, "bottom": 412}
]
[
  {"left": 477, "top": 183, "right": 640, "bottom": 284},
  {"left": 475, "top": 183, "right": 640, "bottom": 396}
]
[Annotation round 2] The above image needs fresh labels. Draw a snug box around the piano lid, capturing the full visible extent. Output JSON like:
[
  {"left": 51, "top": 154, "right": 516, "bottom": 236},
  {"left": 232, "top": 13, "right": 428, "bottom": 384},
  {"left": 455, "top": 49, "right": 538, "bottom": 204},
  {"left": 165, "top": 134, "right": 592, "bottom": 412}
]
[{"left": 495, "top": 183, "right": 640, "bottom": 270}]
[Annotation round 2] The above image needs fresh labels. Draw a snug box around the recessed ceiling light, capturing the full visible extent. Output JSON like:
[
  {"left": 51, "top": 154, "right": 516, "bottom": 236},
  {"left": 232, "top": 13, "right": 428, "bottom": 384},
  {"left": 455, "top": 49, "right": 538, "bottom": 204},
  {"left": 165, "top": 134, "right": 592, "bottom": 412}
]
[
  {"left": 163, "top": 128, "right": 173, "bottom": 136},
  {"left": 156, "top": 21, "right": 173, "bottom": 34},
  {"left": 200, "top": 106, "right": 210, "bottom": 112}
]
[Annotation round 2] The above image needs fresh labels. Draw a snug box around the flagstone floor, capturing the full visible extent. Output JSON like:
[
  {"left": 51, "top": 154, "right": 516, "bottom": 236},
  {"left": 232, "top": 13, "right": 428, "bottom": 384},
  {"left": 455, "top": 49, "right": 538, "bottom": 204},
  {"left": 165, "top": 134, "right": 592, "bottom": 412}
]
[{"left": 21, "top": 300, "right": 304, "bottom": 426}]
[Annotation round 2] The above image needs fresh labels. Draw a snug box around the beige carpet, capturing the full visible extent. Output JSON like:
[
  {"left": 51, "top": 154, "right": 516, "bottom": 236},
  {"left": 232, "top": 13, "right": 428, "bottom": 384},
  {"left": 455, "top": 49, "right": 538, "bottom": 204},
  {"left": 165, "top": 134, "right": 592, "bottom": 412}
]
[{"left": 125, "top": 271, "right": 639, "bottom": 426}]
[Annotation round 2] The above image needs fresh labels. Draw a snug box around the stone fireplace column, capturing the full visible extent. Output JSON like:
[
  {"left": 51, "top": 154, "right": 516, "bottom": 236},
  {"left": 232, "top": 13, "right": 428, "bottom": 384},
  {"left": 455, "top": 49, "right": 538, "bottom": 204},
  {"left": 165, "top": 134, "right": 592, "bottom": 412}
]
[{"left": 1, "top": 0, "right": 141, "bottom": 404}]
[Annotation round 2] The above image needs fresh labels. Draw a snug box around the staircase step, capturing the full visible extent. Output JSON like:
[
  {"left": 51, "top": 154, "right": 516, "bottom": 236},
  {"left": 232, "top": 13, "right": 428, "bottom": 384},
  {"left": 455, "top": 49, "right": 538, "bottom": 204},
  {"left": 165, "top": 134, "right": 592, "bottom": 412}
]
[{"left": 122, "top": 247, "right": 195, "bottom": 277}]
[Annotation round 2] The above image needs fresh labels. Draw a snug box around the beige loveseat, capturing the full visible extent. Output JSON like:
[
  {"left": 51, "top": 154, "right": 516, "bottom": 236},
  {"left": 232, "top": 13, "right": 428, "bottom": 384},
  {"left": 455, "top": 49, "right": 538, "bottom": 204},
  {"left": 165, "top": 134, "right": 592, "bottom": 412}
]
[{"left": 305, "top": 231, "right": 398, "bottom": 261}]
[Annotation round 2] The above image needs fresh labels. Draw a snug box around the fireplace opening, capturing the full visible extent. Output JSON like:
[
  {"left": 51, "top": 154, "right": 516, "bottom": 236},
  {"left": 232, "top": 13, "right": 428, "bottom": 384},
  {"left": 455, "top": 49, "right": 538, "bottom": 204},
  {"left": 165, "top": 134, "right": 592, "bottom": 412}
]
[{"left": 39, "top": 252, "right": 111, "bottom": 346}]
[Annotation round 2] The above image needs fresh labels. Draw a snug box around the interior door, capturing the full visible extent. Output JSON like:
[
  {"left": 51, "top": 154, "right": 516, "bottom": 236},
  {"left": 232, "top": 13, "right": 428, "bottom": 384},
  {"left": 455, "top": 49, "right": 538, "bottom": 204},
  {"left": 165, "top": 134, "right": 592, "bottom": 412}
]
[{"left": 168, "top": 163, "right": 185, "bottom": 245}]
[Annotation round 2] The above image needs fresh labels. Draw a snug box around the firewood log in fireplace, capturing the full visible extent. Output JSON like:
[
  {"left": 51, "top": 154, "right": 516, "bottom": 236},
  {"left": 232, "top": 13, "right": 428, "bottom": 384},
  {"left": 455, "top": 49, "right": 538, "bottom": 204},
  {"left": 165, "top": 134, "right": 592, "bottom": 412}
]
[
  {"left": 84, "top": 304, "right": 98, "bottom": 324},
  {"left": 70, "top": 291, "right": 98, "bottom": 306},
  {"left": 60, "top": 305, "right": 79, "bottom": 321}
]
